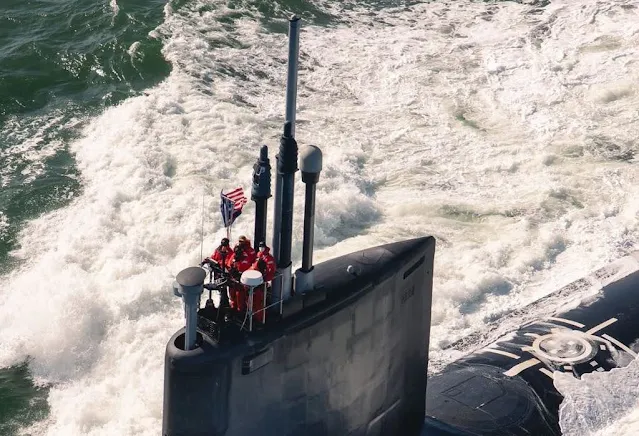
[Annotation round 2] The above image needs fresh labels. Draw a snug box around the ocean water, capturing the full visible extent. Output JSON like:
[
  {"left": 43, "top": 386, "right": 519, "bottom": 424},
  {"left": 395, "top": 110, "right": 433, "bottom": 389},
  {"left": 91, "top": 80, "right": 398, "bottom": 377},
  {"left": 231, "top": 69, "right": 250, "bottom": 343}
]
[{"left": 0, "top": 0, "right": 638, "bottom": 435}]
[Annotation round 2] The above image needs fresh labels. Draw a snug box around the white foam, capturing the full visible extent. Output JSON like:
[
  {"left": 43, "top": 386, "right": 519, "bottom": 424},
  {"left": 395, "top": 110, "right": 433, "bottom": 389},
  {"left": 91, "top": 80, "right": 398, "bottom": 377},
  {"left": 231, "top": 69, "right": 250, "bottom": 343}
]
[
  {"left": 556, "top": 358, "right": 639, "bottom": 436},
  {"left": 0, "top": 212, "right": 8, "bottom": 240},
  {"left": 127, "top": 41, "right": 141, "bottom": 59},
  {"left": 0, "top": 112, "right": 75, "bottom": 187},
  {"left": 1, "top": 0, "right": 639, "bottom": 434},
  {"left": 109, "top": 0, "right": 119, "bottom": 17}
]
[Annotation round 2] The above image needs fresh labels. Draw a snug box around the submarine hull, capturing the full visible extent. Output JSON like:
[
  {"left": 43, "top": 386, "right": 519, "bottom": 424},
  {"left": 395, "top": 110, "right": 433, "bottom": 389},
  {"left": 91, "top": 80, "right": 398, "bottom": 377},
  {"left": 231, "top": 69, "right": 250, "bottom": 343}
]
[
  {"left": 423, "top": 251, "right": 639, "bottom": 435},
  {"left": 163, "top": 236, "right": 435, "bottom": 436}
]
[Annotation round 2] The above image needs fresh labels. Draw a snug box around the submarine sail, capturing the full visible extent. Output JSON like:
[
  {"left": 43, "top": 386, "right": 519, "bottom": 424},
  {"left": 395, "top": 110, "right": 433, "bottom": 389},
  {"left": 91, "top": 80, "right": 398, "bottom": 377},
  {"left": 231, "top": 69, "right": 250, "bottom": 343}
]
[{"left": 162, "top": 16, "right": 435, "bottom": 436}]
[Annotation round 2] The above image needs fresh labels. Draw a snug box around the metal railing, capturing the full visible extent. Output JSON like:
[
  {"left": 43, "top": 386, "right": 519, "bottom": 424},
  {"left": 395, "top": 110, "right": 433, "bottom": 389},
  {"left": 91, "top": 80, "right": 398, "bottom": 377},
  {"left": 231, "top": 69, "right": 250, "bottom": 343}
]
[
  {"left": 240, "top": 270, "right": 285, "bottom": 332},
  {"left": 200, "top": 263, "right": 285, "bottom": 333}
]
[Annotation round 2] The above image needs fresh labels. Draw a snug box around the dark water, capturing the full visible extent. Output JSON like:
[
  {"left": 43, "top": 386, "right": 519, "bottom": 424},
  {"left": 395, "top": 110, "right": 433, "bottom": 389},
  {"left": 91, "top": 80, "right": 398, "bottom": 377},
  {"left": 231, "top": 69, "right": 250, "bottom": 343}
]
[
  {"left": 0, "top": 365, "right": 49, "bottom": 435},
  {"left": 0, "top": 0, "right": 170, "bottom": 433},
  {"left": 0, "top": 0, "right": 170, "bottom": 271}
]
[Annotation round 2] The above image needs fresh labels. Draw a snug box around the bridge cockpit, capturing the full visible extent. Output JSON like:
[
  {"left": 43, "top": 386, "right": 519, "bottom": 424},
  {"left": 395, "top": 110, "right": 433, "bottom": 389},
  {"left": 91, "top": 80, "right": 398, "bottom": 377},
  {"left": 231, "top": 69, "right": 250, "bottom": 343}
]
[{"left": 194, "top": 262, "right": 285, "bottom": 343}]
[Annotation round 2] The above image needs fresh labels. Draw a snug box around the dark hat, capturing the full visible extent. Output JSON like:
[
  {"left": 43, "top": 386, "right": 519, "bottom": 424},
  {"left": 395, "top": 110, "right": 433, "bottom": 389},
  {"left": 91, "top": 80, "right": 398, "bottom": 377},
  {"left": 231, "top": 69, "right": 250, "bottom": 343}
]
[{"left": 221, "top": 238, "right": 229, "bottom": 246}]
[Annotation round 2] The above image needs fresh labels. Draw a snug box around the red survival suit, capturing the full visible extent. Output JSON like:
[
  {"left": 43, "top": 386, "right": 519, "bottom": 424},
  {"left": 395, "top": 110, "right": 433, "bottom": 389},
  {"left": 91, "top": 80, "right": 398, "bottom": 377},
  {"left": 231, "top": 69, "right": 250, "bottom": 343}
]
[
  {"left": 226, "top": 246, "right": 253, "bottom": 312},
  {"left": 234, "top": 236, "right": 256, "bottom": 265},
  {"left": 245, "top": 245, "right": 277, "bottom": 323},
  {"left": 211, "top": 244, "right": 231, "bottom": 273},
  {"left": 246, "top": 259, "right": 266, "bottom": 324},
  {"left": 256, "top": 245, "right": 276, "bottom": 282}
]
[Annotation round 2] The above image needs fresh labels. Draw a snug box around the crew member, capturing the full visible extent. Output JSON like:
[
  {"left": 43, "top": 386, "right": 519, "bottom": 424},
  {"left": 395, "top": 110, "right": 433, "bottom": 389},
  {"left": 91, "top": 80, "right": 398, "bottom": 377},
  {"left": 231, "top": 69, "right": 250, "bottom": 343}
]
[
  {"left": 235, "top": 235, "right": 256, "bottom": 264},
  {"left": 210, "top": 238, "right": 231, "bottom": 273},
  {"left": 226, "top": 244, "right": 253, "bottom": 277},
  {"left": 256, "top": 241, "right": 276, "bottom": 282},
  {"left": 247, "top": 258, "right": 268, "bottom": 323},
  {"left": 226, "top": 245, "right": 253, "bottom": 311}
]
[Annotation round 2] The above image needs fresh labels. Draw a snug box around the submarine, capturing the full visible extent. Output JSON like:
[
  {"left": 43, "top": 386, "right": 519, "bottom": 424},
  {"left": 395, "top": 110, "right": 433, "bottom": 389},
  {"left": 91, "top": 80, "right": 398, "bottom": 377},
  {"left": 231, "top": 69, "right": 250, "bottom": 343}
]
[{"left": 162, "top": 16, "right": 639, "bottom": 436}]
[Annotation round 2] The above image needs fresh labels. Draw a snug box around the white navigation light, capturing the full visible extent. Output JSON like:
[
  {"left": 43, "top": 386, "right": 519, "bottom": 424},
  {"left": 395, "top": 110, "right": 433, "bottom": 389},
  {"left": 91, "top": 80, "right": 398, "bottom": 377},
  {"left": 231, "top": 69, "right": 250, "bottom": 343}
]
[{"left": 241, "top": 269, "right": 264, "bottom": 287}]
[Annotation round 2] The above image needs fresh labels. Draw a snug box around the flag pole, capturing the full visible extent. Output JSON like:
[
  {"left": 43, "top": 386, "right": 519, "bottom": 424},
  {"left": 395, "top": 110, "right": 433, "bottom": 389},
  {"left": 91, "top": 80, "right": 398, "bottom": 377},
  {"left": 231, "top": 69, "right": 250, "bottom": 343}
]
[
  {"left": 227, "top": 198, "right": 235, "bottom": 243},
  {"left": 226, "top": 198, "right": 232, "bottom": 242}
]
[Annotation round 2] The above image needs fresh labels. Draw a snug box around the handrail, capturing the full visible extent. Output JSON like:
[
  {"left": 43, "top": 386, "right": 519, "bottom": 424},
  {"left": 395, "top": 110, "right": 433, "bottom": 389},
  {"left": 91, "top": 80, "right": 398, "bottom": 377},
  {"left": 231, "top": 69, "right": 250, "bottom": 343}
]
[
  {"left": 199, "top": 264, "right": 287, "bottom": 333},
  {"left": 240, "top": 280, "right": 282, "bottom": 332}
]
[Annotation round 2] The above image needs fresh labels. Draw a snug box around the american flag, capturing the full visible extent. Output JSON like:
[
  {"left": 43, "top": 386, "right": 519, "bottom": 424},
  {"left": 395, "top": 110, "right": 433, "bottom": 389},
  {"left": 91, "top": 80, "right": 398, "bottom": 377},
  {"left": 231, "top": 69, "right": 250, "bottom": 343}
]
[{"left": 220, "top": 187, "right": 248, "bottom": 228}]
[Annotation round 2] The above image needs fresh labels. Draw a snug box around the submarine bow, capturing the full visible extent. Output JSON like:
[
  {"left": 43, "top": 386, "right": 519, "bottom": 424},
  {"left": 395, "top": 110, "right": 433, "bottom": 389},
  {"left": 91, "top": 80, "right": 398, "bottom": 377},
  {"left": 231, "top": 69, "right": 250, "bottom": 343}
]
[{"left": 423, "top": 251, "right": 639, "bottom": 436}]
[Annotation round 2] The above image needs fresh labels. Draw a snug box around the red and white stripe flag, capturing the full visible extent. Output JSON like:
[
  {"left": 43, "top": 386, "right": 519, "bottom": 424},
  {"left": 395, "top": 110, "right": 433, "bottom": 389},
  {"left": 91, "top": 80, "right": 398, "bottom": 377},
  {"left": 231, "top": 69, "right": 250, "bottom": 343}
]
[{"left": 220, "top": 186, "right": 248, "bottom": 228}]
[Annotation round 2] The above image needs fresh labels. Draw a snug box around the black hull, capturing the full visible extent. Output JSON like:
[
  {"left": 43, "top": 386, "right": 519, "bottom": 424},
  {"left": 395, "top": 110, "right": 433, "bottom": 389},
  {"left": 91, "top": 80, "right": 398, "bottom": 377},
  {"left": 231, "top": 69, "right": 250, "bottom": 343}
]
[{"left": 423, "top": 251, "right": 639, "bottom": 435}]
